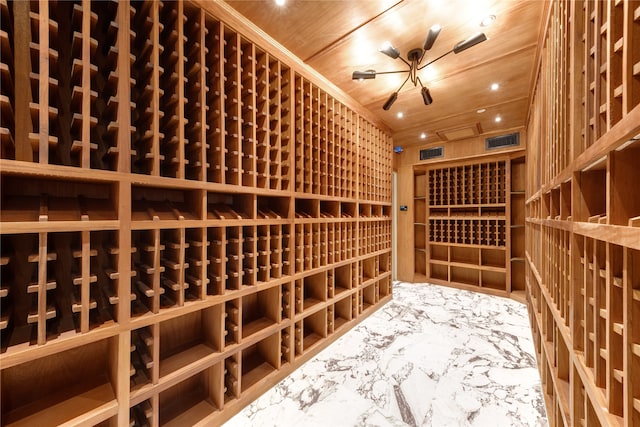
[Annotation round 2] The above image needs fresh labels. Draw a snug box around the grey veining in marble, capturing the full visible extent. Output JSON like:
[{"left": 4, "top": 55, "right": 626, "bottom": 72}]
[{"left": 224, "top": 282, "right": 548, "bottom": 427}]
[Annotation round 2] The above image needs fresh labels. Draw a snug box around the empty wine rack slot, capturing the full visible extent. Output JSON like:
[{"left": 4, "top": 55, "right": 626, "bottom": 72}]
[
  {"left": 207, "top": 192, "right": 254, "bottom": 221},
  {"left": 132, "top": 186, "right": 201, "bottom": 223},
  {"left": 2, "top": 175, "right": 118, "bottom": 223},
  {"left": 0, "top": 1, "right": 392, "bottom": 425}
]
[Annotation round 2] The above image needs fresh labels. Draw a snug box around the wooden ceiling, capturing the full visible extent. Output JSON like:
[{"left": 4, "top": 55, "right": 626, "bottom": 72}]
[{"left": 224, "top": 0, "right": 546, "bottom": 148}]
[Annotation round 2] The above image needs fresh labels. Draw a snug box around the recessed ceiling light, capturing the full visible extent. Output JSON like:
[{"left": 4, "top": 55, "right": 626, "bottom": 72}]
[
  {"left": 495, "top": 116, "right": 502, "bottom": 122},
  {"left": 275, "top": 0, "right": 286, "bottom": 5},
  {"left": 480, "top": 15, "right": 496, "bottom": 27},
  {"left": 397, "top": 112, "right": 404, "bottom": 118},
  {"left": 477, "top": 108, "right": 486, "bottom": 113},
  {"left": 420, "top": 133, "right": 427, "bottom": 139},
  {"left": 491, "top": 83, "right": 499, "bottom": 91}
]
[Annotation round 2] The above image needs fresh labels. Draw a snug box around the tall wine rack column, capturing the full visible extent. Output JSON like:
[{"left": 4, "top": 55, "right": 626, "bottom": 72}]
[
  {"left": 0, "top": 1, "right": 392, "bottom": 425},
  {"left": 525, "top": 1, "right": 640, "bottom": 426},
  {"left": 414, "top": 155, "right": 524, "bottom": 298}
]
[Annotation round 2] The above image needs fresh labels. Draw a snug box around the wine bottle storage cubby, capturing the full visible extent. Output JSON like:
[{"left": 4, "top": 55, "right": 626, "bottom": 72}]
[
  {"left": 414, "top": 171, "right": 427, "bottom": 280},
  {"left": 0, "top": 0, "right": 14, "bottom": 160},
  {"left": 207, "top": 191, "right": 253, "bottom": 221},
  {"left": 359, "top": 220, "right": 392, "bottom": 256},
  {"left": 629, "top": 248, "right": 640, "bottom": 426},
  {"left": 300, "top": 309, "right": 327, "bottom": 353},
  {"left": 223, "top": 353, "right": 240, "bottom": 404},
  {"left": 241, "top": 285, "right": 280, "bottom": 339},
  {"left": 132, "top": 186, "right": 201, "bottom": 223},
  {"left": 158, "top": 362, "right": 223, "bottom": 426},
  {"left": 0, "top": 0, "right": 298, "bottom": 181},
  {"left": 294, "top": 76, "right": 360, "bottom": 199},
  {"left": 540, "top": 226, "right": 571, "bottom": 328},
  {"left": 158, "top": 306, "right": 223, "bottom": 380},
  {"left": 511, "top": 156, "right": 526, "bottom": 294},
  {"left": 223, "top": 28, "right": 241, "bottom": 187},
  {"left": 428, "top": 219, "right": 507, "bottom": 247},
  {"left": 428, "top": 161, "right": 506, "bottom": 206},
  {"left": 130, "top": 399, "right": 154, "bottom": 427},
  {"left": 332, "top": 294, "right": 352, "bottom": 331},
  {"left": 130, "top": 326, "right": 154, "bottom": 392},
  {"left": 534, "top": 0, "right": 640, "bottom": 184},
  {"left": 1, "top": 0, "right": 392, "bottom": 424},
  {"left": 1, "top": 337, "right": 119, "bottom": 426},
  {"left": 526, "top": 2, "right": 640, "bottom": 423},
  {"left": 415, "top": 155, "right": 521, "bottom": 295},
  {"left": 359, "top": 118, "right": 393, "bottom": 203},
  {"left": 0, "top": 230, "right": 121, "bottom": 351},
  {"left": 360, "top": 282, "right": 379, "bottom": 313},
  {"left": 241, "top": 330, "right": 280, "bottom": 392},
  {"left": 294, "top": 220, "right": 358, "bottom": 273},
  {"left": 0, "top": 0, "right": 122, "bottom": 169},
  {"left": 1, "top": 175, "right": 117, "bottom": 224}
]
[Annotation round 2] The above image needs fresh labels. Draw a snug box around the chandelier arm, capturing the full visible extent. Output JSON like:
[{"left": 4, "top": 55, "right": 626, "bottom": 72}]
[
  {"left": 394, "top": 72, "right": 412, "bottom": 93},
  {"left": 417, "top": 49, "right": 453, "bottom": 70},
  {"left": 375, "top": 70, "right": 411, "bottom": 76},
  {"left": 397, "top": 56, "right": 411, "bottom": 67},
  {"left": 418, "top": 49, "right": 427, "bottom": 64}
]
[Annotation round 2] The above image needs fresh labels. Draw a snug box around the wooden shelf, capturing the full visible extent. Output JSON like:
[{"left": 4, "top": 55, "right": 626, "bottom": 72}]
[
  {"left": 411, "top": 157, "right": 523, "bottom": 294},
  {"left": 0, "top": 1, "right": 392, "bottom": 425},
  {"left": 3, "top": 382, "right": 117, "bottom": 427},
  {"left": 524, "top": 1, "right": 640, "bottom": 425}
]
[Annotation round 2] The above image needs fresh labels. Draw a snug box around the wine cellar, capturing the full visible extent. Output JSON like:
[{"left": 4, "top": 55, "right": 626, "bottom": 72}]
[
  {"left": 0, "top": 1, "right": 392, "bottom": 425},
  {"left": 3, "top": 0, "right": 640, "bottom": 425}
]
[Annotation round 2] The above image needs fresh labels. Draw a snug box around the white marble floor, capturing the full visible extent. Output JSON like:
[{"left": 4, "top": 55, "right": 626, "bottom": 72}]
[{"left": 224, "top": 282, "right": 548, "bottom": 427}]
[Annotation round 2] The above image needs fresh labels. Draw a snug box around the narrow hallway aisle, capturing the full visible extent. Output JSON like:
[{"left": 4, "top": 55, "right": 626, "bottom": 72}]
[{"left": 225, "top": 282, "right": 548, "bottom": 427}]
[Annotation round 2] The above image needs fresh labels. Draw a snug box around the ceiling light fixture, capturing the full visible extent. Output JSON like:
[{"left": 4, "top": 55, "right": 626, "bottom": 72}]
[
  {"left": 275, "top": 0, "right": 286, "bottom": 5},
  {"left": 353, "top": 26, "right": 487, "bottom": 110},
  {"left": 397, "top": 112, "right": 404, "bottom": 118},
  {"left": 420, "top": 133, "right": 427, "bottom": 139},
  {"left": 477, "top": 108, "right": 486, "bottom": 113},
  {"left": 353, "top": 70, "right": 376, "bottom": 81},
  {"left": 495, "top": 116, "right": 502, "bottom": 122},
  {"left": 491, "top": 83, "right": 499, "bottom": 90},
  {"left": 480, "top": 15, "right": 496, "bottom": 27}
]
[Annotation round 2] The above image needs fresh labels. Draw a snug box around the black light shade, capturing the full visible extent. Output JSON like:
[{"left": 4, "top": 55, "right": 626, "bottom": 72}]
[
  {"left": 421, "top": 87, "right": 433, "bottom": 105},
  {"left": 352, "top": 70, "right": 376, "bottom": 80},
  {"left": 423, "top": 25, "right": 441, "bottom": 51},
  {"left": 383, "top": 92, "right": 398, "bottom": 110},
  {"left": 452, "top": 33, "right": 487, "bottom": 54},
  {"left": 379, "top": 43, "right": 400, "bottom": 59}
]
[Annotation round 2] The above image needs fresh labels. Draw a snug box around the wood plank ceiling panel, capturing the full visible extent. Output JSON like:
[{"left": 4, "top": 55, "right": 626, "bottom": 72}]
[{"left": 224, "top": 0, "right": 545, "bottom": 148}]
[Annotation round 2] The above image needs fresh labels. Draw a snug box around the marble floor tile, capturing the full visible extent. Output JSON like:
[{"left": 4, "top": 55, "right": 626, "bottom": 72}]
[{"left": 224, "top": 282, "right": 548, "bottom": 427}]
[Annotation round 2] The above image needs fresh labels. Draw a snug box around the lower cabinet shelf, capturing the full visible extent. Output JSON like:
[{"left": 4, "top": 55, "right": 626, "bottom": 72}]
[
  {"left": 1, "top": 259, "right": 392, "bottom": 426},
  {"left": 424, "top": 243, "right": 509, "bottom": 294},
  {"left": 241, "top": 333, "right": 279, "bottom": 392},
  {"left": 1, "top": 339, "right": 119, "bottom": 427},
  {"left": 4, "top": 382, "right": 118, "bottom": 427},
  {"left": 159, "top": 368, "right": 221, "bottom": 427}
]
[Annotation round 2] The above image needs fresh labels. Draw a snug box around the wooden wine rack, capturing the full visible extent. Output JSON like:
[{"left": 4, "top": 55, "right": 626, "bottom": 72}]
[
  {"left": 413, "top": 155, "right": 525, "bottom": 298},
  {"left": 0, "top": 1, "right": 392, "bottom": 426},
  {"left": 526, "top": 1, "right": 640, "bottom": 426}
]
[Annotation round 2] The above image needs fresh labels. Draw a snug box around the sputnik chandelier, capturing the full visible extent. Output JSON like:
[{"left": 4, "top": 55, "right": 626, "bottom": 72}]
[{"left": 352, "top": 26, "right": 487, "bottom": 110}]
